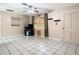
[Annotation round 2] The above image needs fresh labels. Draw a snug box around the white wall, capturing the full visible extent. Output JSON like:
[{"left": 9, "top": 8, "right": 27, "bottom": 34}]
[
  {"left": 48, "top": 11, "right": 63, "bottom": 40},
  {"left": 48, "top": 4, "right": 79, "bottom": 44},
  {"left": 29, "top": 16, "right": 32, "bottom": 24}
]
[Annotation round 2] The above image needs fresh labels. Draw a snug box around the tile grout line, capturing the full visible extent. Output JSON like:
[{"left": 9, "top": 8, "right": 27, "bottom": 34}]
[
  {"left": 16, "top": 38, "right": 60, "bottom": 55},
  {"left": 64, "top": 43, "right": 71, "bottom": 55},
  {"left": 15, "top": 40, "right": 36, "bottom": 55},
  {"left": 4, "top": 38, "right": 23, "bottom": 55},
  {"left": 54, "top": 42, "right": 66, "bottom": 55},
  {"left": 40, "top": 41, "right": 62, "bottom": 55},
  {"left": 75, "top": 44, "right": 78, "bottom": 55},
  {"left": 10, "top": 40, "right": 23, "bottom": 55},
  {"left": 1, "top": 36, "right": 79, "bottom": 55},
  {"left": 41, "top": 41, "right": 61, "bottom": 55},
  {"left": 14, "top": 38, "right": 37, "bottom": 54},
  {"left": 1, "top": 38, "right": 12, "bottom": 55}
]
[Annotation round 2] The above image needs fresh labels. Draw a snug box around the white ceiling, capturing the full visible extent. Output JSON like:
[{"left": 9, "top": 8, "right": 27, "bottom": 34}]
[
  {"left": 29, "top": 3, "right": 78, "bottom": 10},
  {"left": 0, "top": 3, "right": 78, "bottom": 15}
]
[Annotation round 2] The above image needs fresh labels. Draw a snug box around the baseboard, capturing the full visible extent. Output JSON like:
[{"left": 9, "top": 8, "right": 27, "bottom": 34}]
[
  {"left": 48, "top": 36, "right": 62, "bottom": 41},
  {"left": 2, "top": 34, "right": 24, "bottom": 39},
  {"left": 1, "top": 35, "right": 62, "bottom": 41}
]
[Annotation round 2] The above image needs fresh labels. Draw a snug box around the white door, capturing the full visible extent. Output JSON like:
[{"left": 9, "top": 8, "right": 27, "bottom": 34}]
[
  {"left": 62, "top": 10, "right": 79, "bottom": 44},
  {"left": 62, "top": 12, "right": 71, "bottom": 42},
  {"left": 0, "top": 14, "right": 1, "bottom": 39},
  {"left": 71, "top": 10, "right": 79, "bottom": 44}
]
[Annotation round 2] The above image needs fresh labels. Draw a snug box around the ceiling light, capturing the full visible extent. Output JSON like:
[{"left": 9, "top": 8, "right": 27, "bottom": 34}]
[{"left": 22, "top": 3, "right": 40, "bottom": 15}]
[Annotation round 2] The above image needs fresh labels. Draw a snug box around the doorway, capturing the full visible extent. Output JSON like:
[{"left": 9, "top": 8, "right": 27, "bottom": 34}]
[{"left": 33, "top": 13, "right": 48, "bottom": 37}]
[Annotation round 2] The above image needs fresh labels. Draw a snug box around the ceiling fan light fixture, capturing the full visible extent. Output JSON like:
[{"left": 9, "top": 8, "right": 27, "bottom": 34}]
[
  {"left": 22, "top": 3, "right": 28, "bottom": 6},
  {"left": 35, "top": 10, "right": 39, "bottom": 12},
  {"left": 6, "top": 9, "right": 14, "bottom": 12},
  {"left": 29, "top": 5, "right": 32, "bottom": 8},
  {"left": 35, "top": 8, "right": 37, "bottom": 9}
]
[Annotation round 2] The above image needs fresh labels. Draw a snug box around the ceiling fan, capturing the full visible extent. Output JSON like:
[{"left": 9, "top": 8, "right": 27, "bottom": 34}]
[{"left": 22, "top": 3, "right": 39, "bottom": 13}]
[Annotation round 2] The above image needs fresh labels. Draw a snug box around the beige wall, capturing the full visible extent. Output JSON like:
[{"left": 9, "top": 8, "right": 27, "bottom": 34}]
[{"left": 0, "top": 12, "right": 29, "bottom": 37}]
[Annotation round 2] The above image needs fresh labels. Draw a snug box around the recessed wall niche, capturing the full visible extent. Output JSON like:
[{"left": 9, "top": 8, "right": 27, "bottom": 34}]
[{"left": 11, "top": 16, "right": 20, "bottom": 26}]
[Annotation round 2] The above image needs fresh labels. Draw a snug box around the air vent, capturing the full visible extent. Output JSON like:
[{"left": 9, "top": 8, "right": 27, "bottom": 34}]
[
  {"left": 6, "top": 9, "right": 14, "bottom": 12},
  {"left": 22, "top": 3, "right": 27, "bottom": 6}
]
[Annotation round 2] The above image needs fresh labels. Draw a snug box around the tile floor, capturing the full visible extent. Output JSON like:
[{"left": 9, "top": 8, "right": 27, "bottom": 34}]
[{"left": 0, "top": 36, "right": 79, "bottom": 55}]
